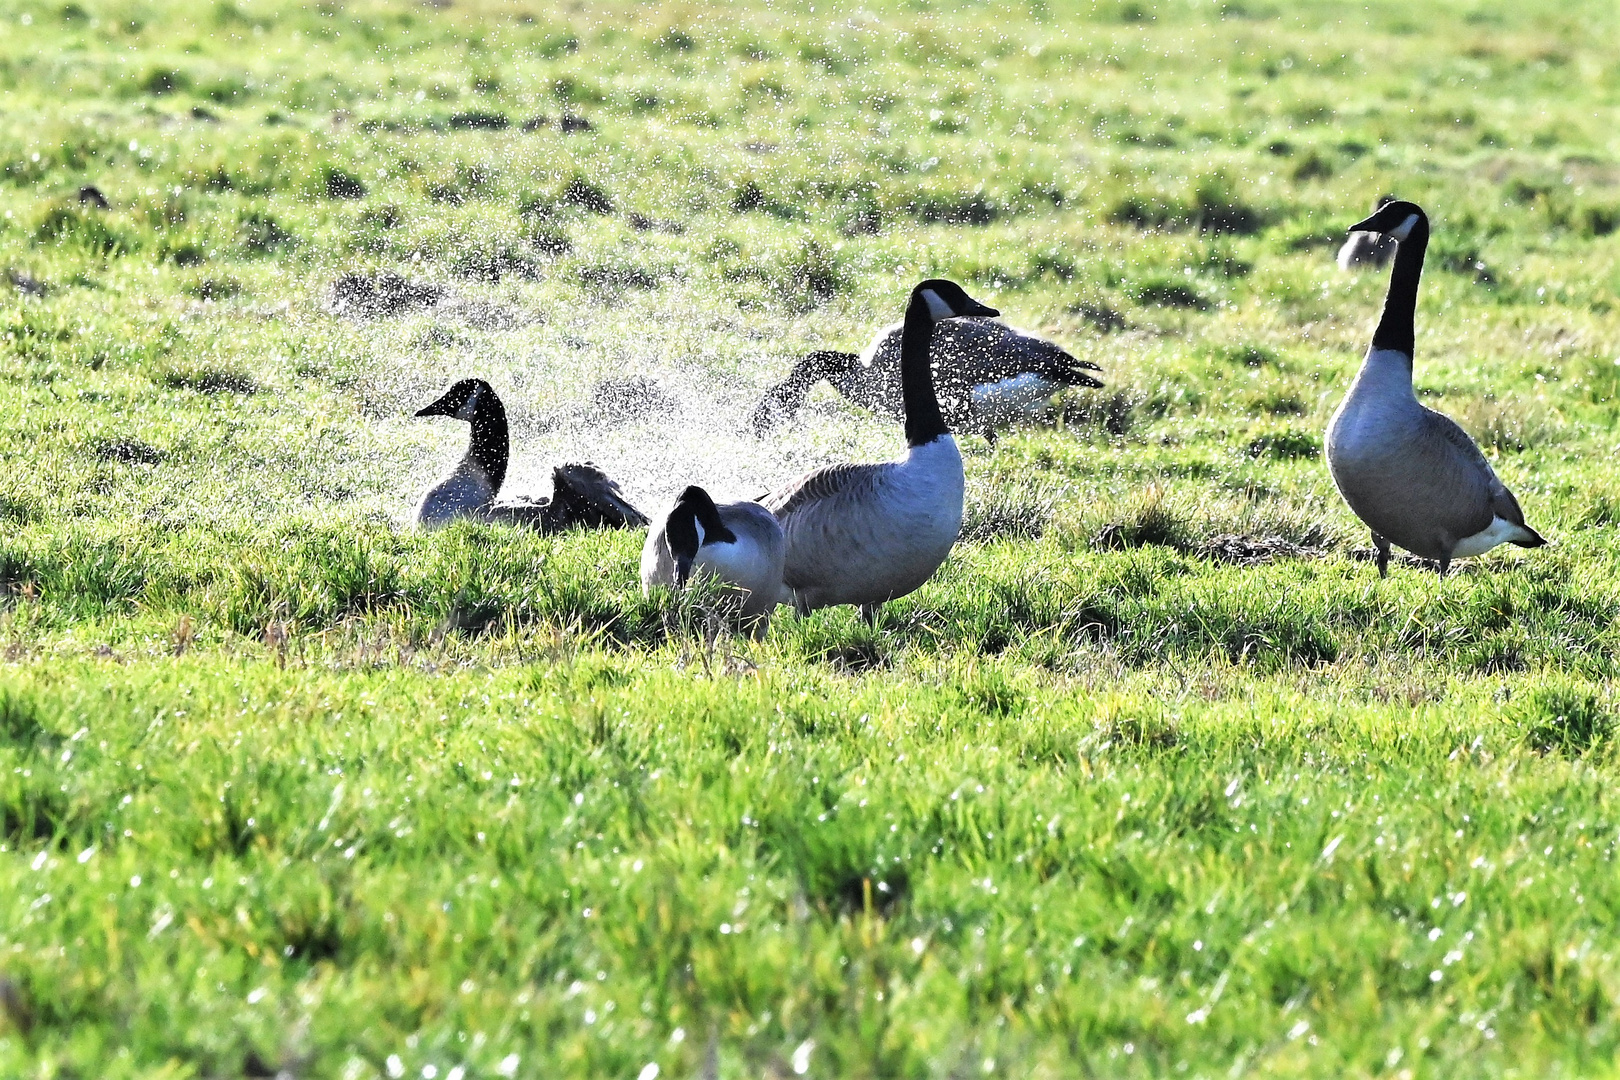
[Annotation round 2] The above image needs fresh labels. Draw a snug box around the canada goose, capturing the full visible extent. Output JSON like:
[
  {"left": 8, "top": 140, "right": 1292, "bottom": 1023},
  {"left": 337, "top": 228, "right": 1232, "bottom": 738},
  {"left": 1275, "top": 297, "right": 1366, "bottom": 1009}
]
[
  {"left": 1336, "top": 195, "right": 1398, "bottom": 272},
  {"left": 748, "top": 317, "right": 1102, "bottom": 441},
  {"left": 1325, "top": 200, "right": 1545, "bottom": 577},
  {"left": 641, "top": 485, "right": 786, "bottom": 637},
  {"left": 413, "top": 378, "right": 647, "bottom": 531},
  {"left": 762, "top": 279, "right": 995, "bottom": 619}
]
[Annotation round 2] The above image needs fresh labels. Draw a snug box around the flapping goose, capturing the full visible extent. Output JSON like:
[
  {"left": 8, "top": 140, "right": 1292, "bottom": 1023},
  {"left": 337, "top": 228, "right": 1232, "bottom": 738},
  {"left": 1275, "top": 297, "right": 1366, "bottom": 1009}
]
[
  {"left": 762, "top": 279, "right": 995, "bottom": 620},
  {"left": 641, "top": 485, "right": 787, "bottom": 637},
  {"left": 413, "top": 379, "right": 647, "bottom": 531},
  {"left": 748, "top": 317, "right": 1101, "bottom": 441},
  {"left": 1325, "top": 200, "right": 1545, "bottom": 577},
  {"left": 1336, "top": 195, "right": 1398, "bottom": 272}
]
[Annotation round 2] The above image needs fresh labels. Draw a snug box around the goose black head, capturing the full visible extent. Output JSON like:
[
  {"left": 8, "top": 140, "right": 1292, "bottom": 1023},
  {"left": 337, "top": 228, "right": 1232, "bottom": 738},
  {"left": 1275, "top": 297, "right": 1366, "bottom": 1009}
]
[
  {"left": 416, "top": 378, "right": 497, "bottom": 422},
  {"left": 1349, "top": 199, "right": 1427, "bottom": 243},
  {"left": 912, "top": 279, "right": 999, "bottom": 323},
  {"left": 666, "top": 485, "right": 737, "bottom": 585}
]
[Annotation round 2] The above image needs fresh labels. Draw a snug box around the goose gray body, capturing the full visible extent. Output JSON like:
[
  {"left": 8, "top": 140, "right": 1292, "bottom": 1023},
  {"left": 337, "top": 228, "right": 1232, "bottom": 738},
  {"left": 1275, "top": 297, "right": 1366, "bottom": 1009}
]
[
  {"left": 1327, "top": 349, "right": 1536, "bottom": 563},
  {"left": 764, "top": 280, "right": 994, "bottom": 617},
  {"left": 1325, "top": 200, "right": 1544, "bottom": 575},
  {"left": 417, "top": 457, "right": 499, "bottom": 527},
  {"left": 764, "top": 436, "right": 964, "bottom": 612},
  {"left": 641, "top": 494, "right": 787, "bottom": 634},
  {"left": 750, "top": 317, "right": 1100, "bottom": 439}
]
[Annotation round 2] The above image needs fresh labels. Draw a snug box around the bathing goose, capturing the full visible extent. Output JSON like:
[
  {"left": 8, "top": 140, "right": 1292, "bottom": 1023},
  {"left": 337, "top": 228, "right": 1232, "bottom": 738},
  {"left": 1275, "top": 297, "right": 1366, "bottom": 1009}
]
[
  {"left": 413, "top": 378, "right": 647, "bottom": 531},
  {"left": 1336, "top": 195, "right": 1398, "bottom": 272},
  {"left": 1325, "top": 200, "right": 1545, "bottom": 577},
  {"left": 761, "top": 279, "right": 995, "bottom": 619},
  {"left": 641, "top": 485, "right": 786, "bottom": 637},
  {"left": 748, "top": 317, "right": 1101, "bottom": 441}
]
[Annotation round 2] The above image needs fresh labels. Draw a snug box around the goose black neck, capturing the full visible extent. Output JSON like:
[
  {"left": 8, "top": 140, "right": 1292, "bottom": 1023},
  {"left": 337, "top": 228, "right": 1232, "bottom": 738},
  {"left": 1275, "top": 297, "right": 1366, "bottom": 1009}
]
[
  {"left": 769, "top": 355, "right": 828, "bottom": 410},
  {"left": 467, "top": 398, "right": 509, "bottom": 494},
  {"left": 1370, "top": 218, "right": 1429, "bottom": 359},
  {"left": 666, "top": 504, "right": 700, "bottom": 563},
  {"left": 900, "top": 298, "right": 949, "bottom": 447},
  {"left": 683, "top": 488, "right": 735, "bottom": 545}
]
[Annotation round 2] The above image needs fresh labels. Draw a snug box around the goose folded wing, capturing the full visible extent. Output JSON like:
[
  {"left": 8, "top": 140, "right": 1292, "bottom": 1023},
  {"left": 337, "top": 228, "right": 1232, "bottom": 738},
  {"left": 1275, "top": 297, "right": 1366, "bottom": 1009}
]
[
  {"left": 762, "top": 462, "right": 882, "bottom": 519},
  {"left": 549, "top": 463, "right": 649, "bottom": 528},
  {"left": 991, "top": 325, "right": 1104, "bottom": 386},
  {"left": 932, "top": 320, "right": 1103, "bottom": 388},
  {"left": 489, "top": 463, "right": 649, "bottom": 532},
  {"left": 1425, "top": 409, "right": 1532, "bottom": 527}
]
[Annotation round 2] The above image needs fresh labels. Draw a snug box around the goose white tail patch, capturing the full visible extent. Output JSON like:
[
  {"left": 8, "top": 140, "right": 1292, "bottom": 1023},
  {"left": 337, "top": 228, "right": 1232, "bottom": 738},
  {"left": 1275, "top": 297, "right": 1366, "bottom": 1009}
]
[
  {"left": 970, "top": 374, "right": 1063, "bottom": 418},
  {"left": 1451, "top": 516, "right": 1535, "bottom": 559}
]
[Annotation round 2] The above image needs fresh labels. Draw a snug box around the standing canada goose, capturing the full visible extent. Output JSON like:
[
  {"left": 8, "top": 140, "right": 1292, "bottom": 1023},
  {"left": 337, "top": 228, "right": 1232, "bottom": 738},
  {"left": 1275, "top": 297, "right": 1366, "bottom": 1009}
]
[
  {"left": 762, "top": 279, "right": 995, "bottom": 619},
  {"left": 641, "top": 485, "right": 786, "bottom": 637},
  {"left": 413, "top": 378, "right": 647, "bottom": 531},
  {"left": 1325, "top": 200, "right": 1545, "bottom": 577},
  {"left": 1336, "top": 195, "right": 1398, "bottom": 272},
  {"left": 748, "top": 317, "right": 1102, "bottom": 441}
]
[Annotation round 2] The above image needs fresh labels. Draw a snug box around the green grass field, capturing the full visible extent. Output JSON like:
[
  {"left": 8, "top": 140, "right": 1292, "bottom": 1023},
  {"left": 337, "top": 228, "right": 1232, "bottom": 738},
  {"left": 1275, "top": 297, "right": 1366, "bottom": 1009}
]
[{"left": 3, "top": 0, "right": 1620, "bottom": 1075}]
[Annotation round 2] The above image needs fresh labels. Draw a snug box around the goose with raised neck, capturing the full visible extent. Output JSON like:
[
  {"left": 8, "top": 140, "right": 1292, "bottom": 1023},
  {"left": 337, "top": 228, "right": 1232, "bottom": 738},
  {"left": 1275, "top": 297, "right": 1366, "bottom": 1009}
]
[
  {"left": 762, "top": 278, "right": 995, "bottom": 620},
  {"left": 414, "top": 378, "right": 508, "bottom": 528},
  {"left": 1325, "top": 199, "right": 1545, "bottom": 577},
  {"left": 412, "top": 379, "right": 647, "bottom": 531}
]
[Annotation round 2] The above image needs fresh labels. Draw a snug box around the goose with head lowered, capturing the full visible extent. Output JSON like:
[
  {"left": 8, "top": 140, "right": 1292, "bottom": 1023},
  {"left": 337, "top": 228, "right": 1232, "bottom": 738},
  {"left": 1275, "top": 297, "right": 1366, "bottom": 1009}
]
[
  {"left": 413, "top": 378, "right": 648, "bottom": 532},
  {"left": 748, "top": 316, "right": 1101, "bottom": 442},
  {"left": 641, "top": 485, "right": 786, "bottom": 638},
  {"left": 1325, "top": 199, "right": 1546, "bottom": 577},
  {"left": 761, "top": 279, "right": 994, "bottom": 621}
]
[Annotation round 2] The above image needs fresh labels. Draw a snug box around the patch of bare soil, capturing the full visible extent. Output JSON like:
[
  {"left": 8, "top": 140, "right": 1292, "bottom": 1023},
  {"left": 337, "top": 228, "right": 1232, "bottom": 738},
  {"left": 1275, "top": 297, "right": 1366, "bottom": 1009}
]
[{"left": 1202, "top": 533, "right": 1327, "bottom": 565}]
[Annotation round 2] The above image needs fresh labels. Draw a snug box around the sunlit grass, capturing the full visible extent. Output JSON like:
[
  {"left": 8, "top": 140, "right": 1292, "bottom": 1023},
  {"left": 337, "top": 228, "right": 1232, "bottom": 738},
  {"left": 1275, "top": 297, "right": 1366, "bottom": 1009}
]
[{"left": 1, "top": 0, "right": 1619, "bottom": 1076}]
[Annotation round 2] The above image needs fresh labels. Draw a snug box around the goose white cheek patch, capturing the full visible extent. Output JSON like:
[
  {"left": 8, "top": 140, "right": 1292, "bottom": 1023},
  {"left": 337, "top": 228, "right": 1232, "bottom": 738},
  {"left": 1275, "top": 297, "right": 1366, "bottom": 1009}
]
[
  {"left": 1388, "top": 213, "right": 1420, "bottom": 242},
  {"left": 921, "top": 289, "right": 954, "bottom": 321}
]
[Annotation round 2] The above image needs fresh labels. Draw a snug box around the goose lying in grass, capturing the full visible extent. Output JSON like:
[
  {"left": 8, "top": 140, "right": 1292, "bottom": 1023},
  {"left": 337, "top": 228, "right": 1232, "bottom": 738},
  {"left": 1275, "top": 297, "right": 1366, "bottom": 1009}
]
[
  {"left": 641, "top": 485, "right": 786, "bottom": 638},
  {"left": 413, "top": 378, "right": 647, "bottom": 532},
  {"left": 1325, "top": 200, "right": 1545, "bottom": 577},
  {"left": 762, "top": 279, "right": 994, "bottom": 621},
  {"left": 748, "top": 317, "right": 1101, "bottom": 441}
]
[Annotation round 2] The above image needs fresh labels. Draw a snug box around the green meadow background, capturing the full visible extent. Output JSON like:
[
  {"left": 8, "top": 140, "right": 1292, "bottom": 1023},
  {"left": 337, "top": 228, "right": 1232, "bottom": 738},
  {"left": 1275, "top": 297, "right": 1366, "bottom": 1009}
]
[{"left": 1, "top": 0, "right": 1619, "bottom": 1075}]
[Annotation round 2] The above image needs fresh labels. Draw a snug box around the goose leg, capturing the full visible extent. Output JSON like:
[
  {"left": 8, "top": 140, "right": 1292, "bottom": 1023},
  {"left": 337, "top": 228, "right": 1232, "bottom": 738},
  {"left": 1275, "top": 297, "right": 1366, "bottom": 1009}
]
[
  {"left": 1372, "top": 533, "right": 1391, "bottom": 578},
  {"left": 1437, "top": 555, "right": 1451, "bottom": 579},
  {"left": 859, "top": 603, "right": 880, "bottom": 627}
]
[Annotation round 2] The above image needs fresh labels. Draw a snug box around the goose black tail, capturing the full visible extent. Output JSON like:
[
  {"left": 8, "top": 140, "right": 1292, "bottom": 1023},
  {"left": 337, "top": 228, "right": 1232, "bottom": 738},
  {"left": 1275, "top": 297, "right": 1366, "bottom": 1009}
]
[{"left": 1512, "top": 525, "right": 1547, "bottom": 549}]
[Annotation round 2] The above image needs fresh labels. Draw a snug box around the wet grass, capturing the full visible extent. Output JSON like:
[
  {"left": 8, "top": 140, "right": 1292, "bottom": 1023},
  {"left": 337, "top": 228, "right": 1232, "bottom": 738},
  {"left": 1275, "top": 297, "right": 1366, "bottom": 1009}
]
[{"left": 2, "top": 0, "right": 1620, "bottom": 1077}]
